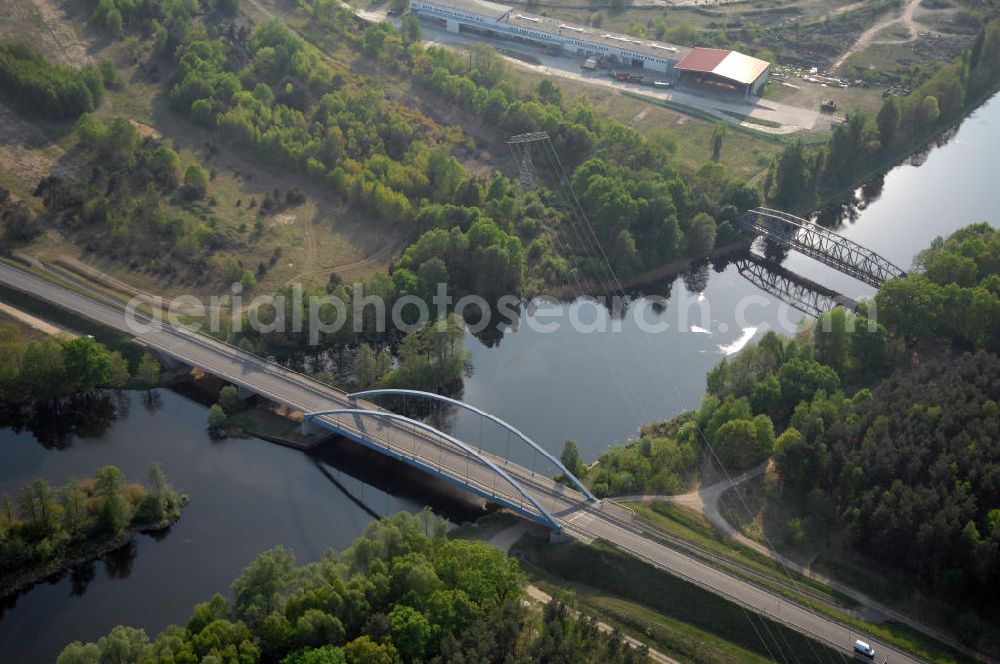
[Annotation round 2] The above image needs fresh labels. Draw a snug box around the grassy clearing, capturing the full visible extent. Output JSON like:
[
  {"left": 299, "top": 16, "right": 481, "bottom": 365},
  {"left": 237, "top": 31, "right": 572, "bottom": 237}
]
[
  {"left": 626, "top": 502, "right": 856, "bottom": 609},
  {"left": 512, "top": 534, "right": 845, "bottom": 663},
  {"left": 518, "top": 74, "right": 780, "bottom": 180},
  {"left": 0, "top": 6, "right": 393, "bottom": 296},
  {"left": 0, "top": 309, "right": 48, "bottom": 339}
]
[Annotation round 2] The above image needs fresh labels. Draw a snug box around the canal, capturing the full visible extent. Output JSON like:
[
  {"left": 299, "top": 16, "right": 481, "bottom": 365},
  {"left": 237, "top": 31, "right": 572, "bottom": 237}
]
[{"left": 0, "top": 92, "right": 997, "bottom": 660}]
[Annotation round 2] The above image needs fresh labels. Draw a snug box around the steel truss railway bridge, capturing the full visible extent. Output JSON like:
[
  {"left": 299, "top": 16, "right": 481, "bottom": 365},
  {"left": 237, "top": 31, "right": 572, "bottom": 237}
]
[
  {"left": 0, "top": 262, "right": 922, "bottom": 664},
  {"left": 740, "top": 207, "right": 906, "bottom": 288}
]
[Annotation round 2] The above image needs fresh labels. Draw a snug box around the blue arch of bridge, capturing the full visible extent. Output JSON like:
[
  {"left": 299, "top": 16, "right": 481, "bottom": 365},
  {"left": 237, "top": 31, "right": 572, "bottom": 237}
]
[
  {"left": 350, "top": 389, "right": 597, "bottom": 501},
  {"left": 303, "top": 408, "right": 561, "bottom": 531}
]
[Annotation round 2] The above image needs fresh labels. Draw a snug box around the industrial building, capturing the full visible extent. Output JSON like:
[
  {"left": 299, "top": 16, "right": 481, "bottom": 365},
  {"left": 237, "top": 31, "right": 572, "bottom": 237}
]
[
  {"left": 409, "top": 0, "right": 770, "bottom": 97},
  {"left": 410, "top": 0, "right": 687, "bottom": 74},
  {"left": 673, "top": 47, "right": 771, "bottom": 97}
]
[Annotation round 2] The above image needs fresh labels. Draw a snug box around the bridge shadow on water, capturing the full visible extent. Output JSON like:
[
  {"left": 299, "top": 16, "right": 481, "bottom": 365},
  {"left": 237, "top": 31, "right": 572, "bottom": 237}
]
[{"left": 306, "top": 434, "right": 493, "bottom": 526}]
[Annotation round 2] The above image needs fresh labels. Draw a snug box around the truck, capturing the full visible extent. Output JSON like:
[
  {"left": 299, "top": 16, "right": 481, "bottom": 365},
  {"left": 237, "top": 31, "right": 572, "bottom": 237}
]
[
  {"left": 583, "top": 57, "right": 598, "bottom": 70},
  {"left": 612, "top": 72, "right": 644, "bottom": 83}
]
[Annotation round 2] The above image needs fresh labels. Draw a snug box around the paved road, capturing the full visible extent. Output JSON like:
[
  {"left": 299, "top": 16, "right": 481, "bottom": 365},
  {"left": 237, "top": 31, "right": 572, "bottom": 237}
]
[{"left": 0, "top": 262, "right": 922, "bottom": 664}]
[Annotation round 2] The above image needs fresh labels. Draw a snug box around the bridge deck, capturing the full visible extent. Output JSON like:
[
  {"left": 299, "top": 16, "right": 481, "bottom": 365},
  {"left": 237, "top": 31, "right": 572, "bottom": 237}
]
[{"left": 0, "top": 263, "right": 921, "bottom": 664}]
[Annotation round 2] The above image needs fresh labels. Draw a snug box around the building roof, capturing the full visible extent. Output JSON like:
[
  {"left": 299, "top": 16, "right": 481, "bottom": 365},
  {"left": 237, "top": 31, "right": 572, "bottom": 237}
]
[
  {"left": 414, "top": 0, "right": 691, "bottom": 63},
  {"left": 674, "top": 48, "right": 770, "bottom": 85}
]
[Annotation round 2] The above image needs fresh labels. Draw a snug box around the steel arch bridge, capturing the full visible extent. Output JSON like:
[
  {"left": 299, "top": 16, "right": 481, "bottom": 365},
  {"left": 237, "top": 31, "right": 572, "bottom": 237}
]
[
  {"left": 739, "top": 208, "right": 906, "bottom": 288},
  {"left": 350, "top": 389, "right": 598, "bottom": 501},
  {"left": 302, "top": 408, "right": 563, "bottom": 531}
]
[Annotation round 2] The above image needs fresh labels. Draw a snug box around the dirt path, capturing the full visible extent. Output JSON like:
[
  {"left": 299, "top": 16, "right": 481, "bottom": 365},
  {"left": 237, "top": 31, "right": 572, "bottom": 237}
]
[
  {"left": 0, "top": 300, "right": 75, "bottom": 337},
  {"left": 614, "top": 463, "right": 997, "bottom": 663},
  {"left": 613, "top": 459, "right": 769, "bottom": 538},
  {"left": 832, "top": 0, "right": 925, "bottom": 71},
  {"left": 523, "top": 584, "right": 682, "bottom": 664},
  {"left": 486, "top": 521, "right": 681, "bottom": 662}
]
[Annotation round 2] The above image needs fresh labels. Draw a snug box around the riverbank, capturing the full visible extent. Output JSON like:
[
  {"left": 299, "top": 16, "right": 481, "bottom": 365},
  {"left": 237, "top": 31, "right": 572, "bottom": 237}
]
[
  {"left": 808, "top": 84, "right": 1000, "bottom": 218},
  {"left": 543, "top": 240, "right": 752, "bottom": 299}
]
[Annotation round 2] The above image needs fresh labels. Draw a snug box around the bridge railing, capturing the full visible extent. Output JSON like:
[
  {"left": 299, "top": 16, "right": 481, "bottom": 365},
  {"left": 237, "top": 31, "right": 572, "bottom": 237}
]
[
  {"left": 349, "top": 389, "right": 598, "bottom": 501},
  {"left": 305, "top": 408, "right": 563, "bottom": 531}
]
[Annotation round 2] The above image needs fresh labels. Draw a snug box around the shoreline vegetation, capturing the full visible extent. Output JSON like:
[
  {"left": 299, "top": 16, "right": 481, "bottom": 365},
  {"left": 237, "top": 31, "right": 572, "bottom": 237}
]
[
  {"left": 57, "top": 511, "right": 655, "bottom": 664},
  {"left": 0, "top": 464, "right": 187, "bottom": 601},
  {"left": 577, "top": 223, "right": 1000, "bottom": 659},
  {"left": 764, "top": 18, "right": 1000, "bottom": 213}
]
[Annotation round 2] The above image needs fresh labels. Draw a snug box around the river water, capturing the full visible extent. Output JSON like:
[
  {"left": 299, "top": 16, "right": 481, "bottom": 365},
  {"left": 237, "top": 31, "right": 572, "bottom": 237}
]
[
  {"left": 461, "top": 93, "right": 1000, "bottom": 462},
  {"left": 0, "top": 93, "right": 997, "bottom": 661}
]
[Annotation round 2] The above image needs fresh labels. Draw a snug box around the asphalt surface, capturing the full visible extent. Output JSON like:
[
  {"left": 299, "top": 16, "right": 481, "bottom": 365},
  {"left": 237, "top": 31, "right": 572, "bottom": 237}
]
[{"left": 0, "top": 262, "right": 921, "bottom": 664}]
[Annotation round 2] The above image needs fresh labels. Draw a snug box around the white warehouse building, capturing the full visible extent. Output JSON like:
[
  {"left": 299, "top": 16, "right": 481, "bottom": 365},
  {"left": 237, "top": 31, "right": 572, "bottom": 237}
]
[{"left": 410, "top": 0, "right": 688, "bottom": 74}]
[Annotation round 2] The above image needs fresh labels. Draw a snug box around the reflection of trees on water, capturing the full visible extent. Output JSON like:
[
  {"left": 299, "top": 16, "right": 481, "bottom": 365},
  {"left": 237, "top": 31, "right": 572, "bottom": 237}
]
[
  {"left": 0, "top": 537, "right": 140, "bottom": 618},
  {"left": 811, "top": 120, "right": 962, "bottom": 232},
  {"left": 812, "top": 174, "right": 886, "bottom": 231},
  {"left": 681, "top": 261, "right": 711, "bottom": 294},
  {"left": 906, "top": 124, "right": 959, "bottom": 168},
  {"left": 70, "top": 561, "right": 96, "bottom": 596},
  {"left": 140, "top": 389, "right": 163, "bottom": 413},
  {"left": 466, "top": 303, "right": 517, "bottom": 348},
  {"left": 103, "top": 540, "right": 137, "bottom": 580},
  {"left": 759, "top": 239, "right": 790, "bottom": 263},
  {"left": 0, "top": 392, "right": 124, "bottom": 449}
]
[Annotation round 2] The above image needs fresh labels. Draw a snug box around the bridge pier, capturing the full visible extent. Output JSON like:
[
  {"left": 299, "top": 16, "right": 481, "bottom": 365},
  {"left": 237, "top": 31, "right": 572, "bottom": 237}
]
[{"left": 548, "top": 529, "right": 572, "bottom": 544}]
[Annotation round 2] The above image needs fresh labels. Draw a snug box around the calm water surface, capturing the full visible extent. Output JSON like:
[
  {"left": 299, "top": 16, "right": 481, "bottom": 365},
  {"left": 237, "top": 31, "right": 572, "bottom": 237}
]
[
  {"left": 1, "top": 93, "right": 997, "bottom": 661},
  {"left": 0, "top": 391, "right": 433, "bottom": 662}
]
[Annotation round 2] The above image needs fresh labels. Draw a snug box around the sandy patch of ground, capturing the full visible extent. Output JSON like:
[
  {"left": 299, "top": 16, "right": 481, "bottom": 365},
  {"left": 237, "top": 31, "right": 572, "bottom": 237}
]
[
  {"left": 0, "top": 301, "right": 75, "bottom": 337},
  {"left": 0, "top": 0, "right": 92, "bottom": 67},
  {"left": 129, "top": 119, "right": 162, "bottom": 140}
]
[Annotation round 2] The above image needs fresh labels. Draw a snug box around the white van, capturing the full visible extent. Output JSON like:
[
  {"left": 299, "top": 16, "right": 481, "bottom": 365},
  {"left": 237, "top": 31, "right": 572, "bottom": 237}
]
[{"left": 854, "top": 639, "right": 875, "bottom": 659}]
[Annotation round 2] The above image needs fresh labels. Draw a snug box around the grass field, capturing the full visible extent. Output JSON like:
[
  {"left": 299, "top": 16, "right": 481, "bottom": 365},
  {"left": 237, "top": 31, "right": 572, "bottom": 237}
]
[{"left": 512, "top": 534, "right": 845, "bottom": 664}]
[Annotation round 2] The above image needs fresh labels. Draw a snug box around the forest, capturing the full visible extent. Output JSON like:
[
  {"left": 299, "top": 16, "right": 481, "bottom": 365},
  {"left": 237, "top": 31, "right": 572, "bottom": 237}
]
[
  {"left": 0, "top": 325, "right": 145, "bottom": 403},
  {"left": 56, "top": 511, "right": 651, "bottom": 664},
  {"left": 567, "top": 223, "right": 1000, "bottom": 647},
  {"left": 160, "top": 1, "right": 756, "bottom": 292},
  {"left": 0, "top": 464, "right": 183, "bottom": 598},
  {"left": 566, "top": 363, "right": 784, "bottom": 497},
  {"left": 0, "top": 43, "right": 106, "bottom": 120},
  {"left": 702, "top": 224, "right": 1000, "bottom": 647},
  {"left": 766, "top": 18, "right": 1000, "bottom": 210}
]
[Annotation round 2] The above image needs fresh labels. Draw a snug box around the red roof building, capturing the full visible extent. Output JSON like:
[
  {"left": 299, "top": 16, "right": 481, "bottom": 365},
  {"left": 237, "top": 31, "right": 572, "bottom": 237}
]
[{"left": 673, "top": 48, "right": 771, "bottom": 97}]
